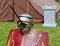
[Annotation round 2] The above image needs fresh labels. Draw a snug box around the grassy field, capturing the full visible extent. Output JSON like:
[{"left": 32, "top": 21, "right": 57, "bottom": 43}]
[{"left": 0, "top": 16, "right": 60, "bottom": 46}]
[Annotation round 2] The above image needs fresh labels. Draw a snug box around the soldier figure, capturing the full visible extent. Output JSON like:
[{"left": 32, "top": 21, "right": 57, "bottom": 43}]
[{"left": 6, "top": 13, "right": 48, "bottom": 46}]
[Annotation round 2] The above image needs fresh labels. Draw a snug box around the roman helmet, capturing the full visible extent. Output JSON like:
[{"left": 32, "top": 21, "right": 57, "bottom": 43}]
[{"left": 17, "top": 13, "right": 33, "bottom": 28}]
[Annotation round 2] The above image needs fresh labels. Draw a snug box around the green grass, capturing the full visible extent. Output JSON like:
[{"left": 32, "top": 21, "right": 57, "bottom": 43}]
[
  {"left": 0, "top": 16, "right": 60, "bottom": 46},
  {"left": 0, "top": 21, "right": 17, "bottom": 46},
  {"left": 55, "top": 0, "right": 60, "bottom": 5}
]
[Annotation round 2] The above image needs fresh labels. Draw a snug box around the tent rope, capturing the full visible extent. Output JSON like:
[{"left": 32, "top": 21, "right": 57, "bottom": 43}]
[{"left": 27, "top": 0, "right": 30, "bottom": 13}]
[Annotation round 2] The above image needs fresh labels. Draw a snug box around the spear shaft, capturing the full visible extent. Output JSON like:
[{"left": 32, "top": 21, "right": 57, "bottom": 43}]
[{"left": 8, "top": 2, "right": 25, "bottom": 27}]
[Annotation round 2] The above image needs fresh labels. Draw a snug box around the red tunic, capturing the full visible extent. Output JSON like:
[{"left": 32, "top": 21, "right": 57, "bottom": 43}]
[{"left": 6, "top": 28, "right": 49, "bottom": 46}]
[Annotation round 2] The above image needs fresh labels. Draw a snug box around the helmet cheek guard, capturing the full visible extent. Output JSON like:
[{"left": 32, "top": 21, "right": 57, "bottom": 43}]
[{"left": 17, "top": 21, "right": 23, "bottom": 27}]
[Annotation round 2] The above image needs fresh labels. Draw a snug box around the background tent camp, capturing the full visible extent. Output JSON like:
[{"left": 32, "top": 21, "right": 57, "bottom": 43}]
[{"left": 0, "top": 0, "right": 60, "bottom": 23}]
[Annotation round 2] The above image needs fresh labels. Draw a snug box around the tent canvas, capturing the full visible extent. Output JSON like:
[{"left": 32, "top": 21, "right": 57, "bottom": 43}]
[{"left": 0, "top": 0, "right": 60, "bottom": 22}]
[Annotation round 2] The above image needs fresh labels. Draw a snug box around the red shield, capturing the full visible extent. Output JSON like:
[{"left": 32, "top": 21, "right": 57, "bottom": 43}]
[{"left": 6, "top": 29, "right": 49, "bottom": 46}]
